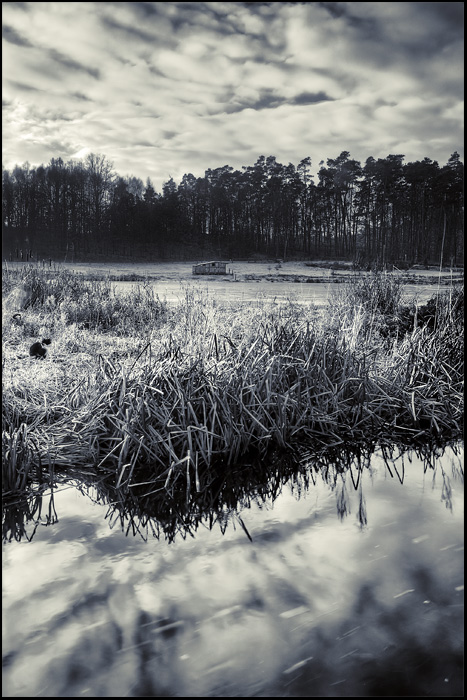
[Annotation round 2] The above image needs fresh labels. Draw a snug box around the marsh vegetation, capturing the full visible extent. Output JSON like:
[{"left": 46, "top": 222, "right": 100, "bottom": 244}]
[{"left": 2, "top": 263, "right": 463, "bottom": 506}]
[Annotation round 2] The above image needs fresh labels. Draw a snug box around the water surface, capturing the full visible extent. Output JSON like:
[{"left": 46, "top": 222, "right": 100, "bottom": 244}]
[{"left": 2, "top": 445, "right": 463, "bottom": 697}]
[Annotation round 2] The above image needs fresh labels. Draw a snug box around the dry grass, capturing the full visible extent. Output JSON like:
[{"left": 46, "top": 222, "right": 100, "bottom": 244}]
[{"left": 2, "top": 267, "right": 463, "bottom": 499}]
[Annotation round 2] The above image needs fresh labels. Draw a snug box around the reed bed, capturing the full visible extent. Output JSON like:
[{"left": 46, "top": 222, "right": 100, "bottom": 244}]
[{"left": 2, "top": 265, "right": 463, "bottom": 499}]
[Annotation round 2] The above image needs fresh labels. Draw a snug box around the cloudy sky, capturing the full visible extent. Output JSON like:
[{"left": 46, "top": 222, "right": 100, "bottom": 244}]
[{"left": 2, "top": 1, "right": 464, "bottom": 191}]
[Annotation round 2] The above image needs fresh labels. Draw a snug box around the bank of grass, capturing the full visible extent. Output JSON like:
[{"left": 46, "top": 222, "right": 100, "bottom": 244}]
[{"left": 2, "top": 265, "right": 463, "bottom": 497}]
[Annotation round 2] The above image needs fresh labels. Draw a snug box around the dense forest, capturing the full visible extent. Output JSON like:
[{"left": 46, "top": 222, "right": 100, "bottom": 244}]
[{"left": 2, "top": 150, "right": 463, "bottom": 266}]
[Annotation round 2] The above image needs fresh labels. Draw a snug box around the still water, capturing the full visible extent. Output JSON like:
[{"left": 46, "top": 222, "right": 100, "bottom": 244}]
[{"left": 2, "top": 445, "right": 463, "bottom": 697}]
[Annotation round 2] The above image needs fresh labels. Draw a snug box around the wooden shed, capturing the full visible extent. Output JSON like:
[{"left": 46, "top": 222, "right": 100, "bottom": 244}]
[{"left": 192, "top": 261, "right": 232, "bottom": 275}]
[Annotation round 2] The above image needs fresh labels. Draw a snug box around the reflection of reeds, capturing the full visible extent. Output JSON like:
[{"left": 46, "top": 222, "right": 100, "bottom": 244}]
[
  {"left": 2, "top": 485, "right": 58, "bottom": 543},
  {"left": 3, "top": 442, "right": 462, "bottom": 544}
]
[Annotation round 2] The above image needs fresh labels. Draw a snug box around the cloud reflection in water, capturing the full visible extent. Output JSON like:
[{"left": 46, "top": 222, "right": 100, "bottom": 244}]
[{"left": 2, "top": 444, "right": 463, "bottom": 697}]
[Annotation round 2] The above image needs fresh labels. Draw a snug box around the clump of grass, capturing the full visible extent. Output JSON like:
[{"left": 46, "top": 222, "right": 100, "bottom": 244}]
[
  {"left": 334, "top": 271, "right": 404, "bottom": 317},
  {"left": 2, "top": 263, "right": 168, "bottom": 335},
  {"left": 57, "top": 282, "right": 167, "bottom": 333},
  {"left": 3, "top": 263, "right": 88, "bottom": 306}
]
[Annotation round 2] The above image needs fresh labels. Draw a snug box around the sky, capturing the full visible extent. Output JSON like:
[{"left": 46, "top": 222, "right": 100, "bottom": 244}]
[{"left": 2, "top": 1, "right": 464, "bottom": 192}]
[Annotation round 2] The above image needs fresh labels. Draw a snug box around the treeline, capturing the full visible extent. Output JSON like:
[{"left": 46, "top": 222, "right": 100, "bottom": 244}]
[{"left": 2, "top": 150, "right": 463, "bottom": 265}]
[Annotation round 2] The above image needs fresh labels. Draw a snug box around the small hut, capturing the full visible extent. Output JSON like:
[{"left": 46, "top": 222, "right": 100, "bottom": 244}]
[{"left": 192, "top": 261, "right": 232, "bottom": 275}]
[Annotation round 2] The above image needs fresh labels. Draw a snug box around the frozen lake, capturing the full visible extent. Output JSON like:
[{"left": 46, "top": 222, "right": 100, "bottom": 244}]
[
  {"left": 110, "top": 277, "right": 440, "bottom": 307},
  {"left": 5, "top": 258, "right": 457, "bottom": 307}
]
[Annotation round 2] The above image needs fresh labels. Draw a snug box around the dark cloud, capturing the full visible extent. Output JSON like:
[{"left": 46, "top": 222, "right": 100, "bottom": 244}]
[
  {"left": 99, "top": 15, "right": 157, "bottom": 44},
  {"left": 291, "top": 91, "right": 334, "bottom": 106},
  {"left": 3, "top": 20, "right": 100, "bottom": 83},
  {"left": 421, "top": 1, "right": 464, "bottom": 33},
  {"left": 148, "top": 64, "right": 167, "bottom": 78},
  {"left": 18, "top": 103, "right": 82, "bottom": 125},
  {"left": 420, "top": 2, "right": 464, "bottom": 49},
  {"left": 127, "top": 1, "right": 160, "bottom": 19},
  {"left": 124, "top": 0, "right": 188, "bottom": 31},
  {"left": 348, "top": 2, "right": 461, "bottom": 59},
  {"left": 239, "top": 1, "right": 303, "bottom": 12},
  {"left": 2, "top": 23, "right": 34, "bottom": 47},
  {"left": 225, "top": 89, "right": 334, "bottom": 114},
  {"left": 315, "top": 1, "right": 378, "bottom": 36},
  {"left": 47, "top": 49, "right": 100, "bottom": 79},
  {"left": 251, "top": 93, "right": 285, "bottom": 110},
  {"left": 7, "top": 80, "right": 39, "bottom": 92},
  {"left": 69, "top": 91, "right": 93, "bottom": 102},
  {"left": 224, "top": 91, "right": 284, "bottom": 114},
  {"left": 317, "top": 2, "right": 347, "bottom": 19},
  {"left": 171, "top": 1, "right": 265, "bottom": 38},
  {"left": 2, "top": 1, "right": 29, "bottom": 11},
  {"left": 41, "top": 111, "right": 76, "bottom": 123},
  {"left": 45, "top": 139, "right": 78, "bottom": 158}
]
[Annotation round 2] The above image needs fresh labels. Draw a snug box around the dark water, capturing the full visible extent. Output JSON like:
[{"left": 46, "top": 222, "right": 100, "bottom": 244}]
[{"left": 2, "top": 445, "right": 464, "bottom": 697}]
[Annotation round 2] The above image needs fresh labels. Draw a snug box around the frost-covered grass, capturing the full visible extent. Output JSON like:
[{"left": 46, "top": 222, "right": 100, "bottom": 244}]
[{"left": 2, "top": 265, "right": 463, "bottom": 497}]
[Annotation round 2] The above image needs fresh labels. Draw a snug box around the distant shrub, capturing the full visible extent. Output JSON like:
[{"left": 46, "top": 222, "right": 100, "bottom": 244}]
[
  {"left": 59, "top": 283, "right": 167, "bottom": 333},
  {"left": 339, "top": 272, "right": 403, "bottom": 316},
  {"left": 3, "top": 265, "right": 168, "bottom": 333}
]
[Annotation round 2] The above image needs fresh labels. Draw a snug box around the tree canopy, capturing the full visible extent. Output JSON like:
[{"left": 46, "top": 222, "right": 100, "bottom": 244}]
[{"left": 2, "top": 150, "right": 463, "bottom": 266}]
